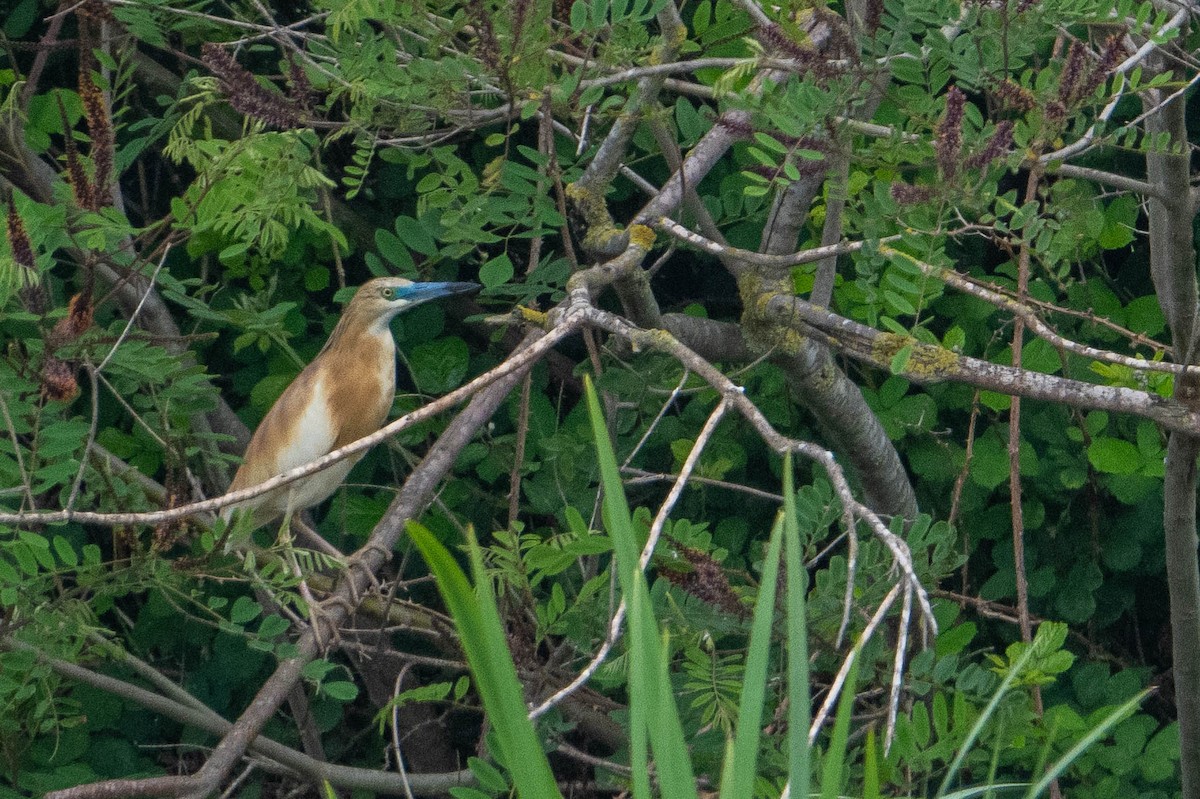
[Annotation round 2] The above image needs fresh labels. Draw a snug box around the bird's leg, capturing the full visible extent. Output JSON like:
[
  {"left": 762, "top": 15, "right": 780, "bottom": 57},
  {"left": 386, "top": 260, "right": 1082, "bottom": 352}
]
[
  {"left": 273, "top": 504, "right": 323, "bottom": 649},
  {"left": 332, "top": 541, "right": 396, "bottom": 618},
  {"left": 275, "top": 501, "right": 344, "bottom": 652}
]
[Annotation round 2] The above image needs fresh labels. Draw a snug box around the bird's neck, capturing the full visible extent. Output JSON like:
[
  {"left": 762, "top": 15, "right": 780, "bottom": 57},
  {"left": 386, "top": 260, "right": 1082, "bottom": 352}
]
[{"left": 320, "top": 306, "right": 398, "bottom": 359}]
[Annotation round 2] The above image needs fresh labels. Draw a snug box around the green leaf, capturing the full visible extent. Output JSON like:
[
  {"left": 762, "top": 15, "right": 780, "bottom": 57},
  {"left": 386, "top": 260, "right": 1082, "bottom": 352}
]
[
  {"left": 721, "top": 513, "right": 784, "bottom": 798},
  {"left": 51, "top": 536, "right": 78, "bottom": 568},
  {"left": 302, "top": 659, "right": 339, "bottom": 681},
  {"left": 1099, "top": 195, "right": 1137, "bottom": 250},
  {"left": 569, "top": 0, "right": 589, "bottom": 28},
  {"left": 323, "top": 681, "right": 359, "bottom": 702},
  {"left": 230, "top": 596, "right": 263, "bottom": 625},
  {"left": 479, "top": 254, "right": 514, "bottom": 288},
  {"left": 1123, "top": 296, "right": 1166, "bottom": 337},
  {"left": 408, "top": 522, "right": 563, "bottom": 799},
  {"left": 376, "top": 229, "right": 414, "bottom": 271},
  {"left": 449, "top": 789, "right": 494, "bottom": 799},
  {"left": 409, "top": 336, "right": 470, "bottom": 394},
  {"left": 935, "top": 622, "right": 977, "bottom": 657},
  {"left": 782, "top": 458, "right": 812, "bottom": 798},
  {"left": 819, "top": 649, "right": 861, "bottom": 799},
  {"left": 584, "top": 376, "right": 697, "bottom": 799},
  {"left": 0, "top": 557, "right": 19, "bottom": 585},
  {"left": 467, "top": 757, "right": 508, "bottom": 792},
  {"left": 257, "top": 614, "right": 291, "bottom": 640},
  {"left": 1088, "top": 437, "right": 1140, "bottom": 475},
  {"left": 395, "top": 215, "right": 438, "bottom": 257},
  {"left": 304, "top": 267, "right": 330, "bottom": 292},
  {"left": 4, "top": 0, "right": 38, "bottom": 37},
  {"left": 1020, "top": 337, "right": 1061, "bottom": 374},
  {"left": 889, "top": 343, "right": 913, "bottom": 374}
]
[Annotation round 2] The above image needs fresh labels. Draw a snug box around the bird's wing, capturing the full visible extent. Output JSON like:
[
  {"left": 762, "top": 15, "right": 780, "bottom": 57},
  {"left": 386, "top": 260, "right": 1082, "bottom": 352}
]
[{"left": 228, "top": 366, "right": 338, "bottom": 493}]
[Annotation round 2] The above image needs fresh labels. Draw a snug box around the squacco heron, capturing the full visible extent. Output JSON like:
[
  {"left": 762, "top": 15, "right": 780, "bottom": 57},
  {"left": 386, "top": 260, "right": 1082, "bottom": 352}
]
[{"left": 221, "top": 277, "right": 478, "bottom": 529}]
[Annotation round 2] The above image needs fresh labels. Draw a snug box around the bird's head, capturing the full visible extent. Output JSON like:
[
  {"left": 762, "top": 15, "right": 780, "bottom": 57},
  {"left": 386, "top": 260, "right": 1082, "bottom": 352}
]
[{"left": 348, "top": 277, "right": 480, "bottom": 332}]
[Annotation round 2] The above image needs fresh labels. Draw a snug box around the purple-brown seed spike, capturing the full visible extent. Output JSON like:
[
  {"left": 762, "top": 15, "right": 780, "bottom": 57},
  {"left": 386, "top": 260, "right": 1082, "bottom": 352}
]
[
  {"left": 757, "top": 23, "right": 836, "bottom": 78},
  {"left": 1078, "top": 35, "right": 1124, "bottom": 102},
  {"left": 49, "top": 291, "right": 95, "bottom": 350},
  {"left": 813, "top": 6, "right": 855, "bottom": 61},
  {"left": 964, "top": 120, "right": 1014, "bottom": 170},
  {"left": 6, "top": 198, "right": 35, "bottom": 274},
  {"left": 464, "top": 0, "right": 502, "bottom": 74},
  {"left": 935, "top": 85, "right": 965, "bottom": 181},
  {"left": 891, "top": 182, "right": 937, "bottom": 205},
  {"left": 7, "top": 198, "right": 48, "bottom": 315},
  {"left": 41, "top": 356, "right": 79, "bottom": 402},
  {"left": 1044, "top": 100, "right": 1066, "bottom": 125},
  {"left": 511, "top": 0, "right": 532, "bottom": 55},
  {"left": 285, "top": 55, "right": 316, "bottom": 110},
  {"left": 78, "top": 67, "right": 114, "bottom": 209},
  {"left": 1057, "top": 39, "right": 1086, "bottom": 108},
  {"left": 992, "top": 79, "right": 1037, "bottom": 113},
  {"left": 78, "top": 0, "right": 115, "bottom": 23},
  {"left": 658, "top": 544, "right": 746, "bottom": 618},
  {"left": 55, "top": 93, "right": 93, "bottom": 210},
  {"left": 864, "top": 0, "right": 883, "bottom": 33},
  {"left": 201, "top": 43, "right": 299, "bottom": 129}
]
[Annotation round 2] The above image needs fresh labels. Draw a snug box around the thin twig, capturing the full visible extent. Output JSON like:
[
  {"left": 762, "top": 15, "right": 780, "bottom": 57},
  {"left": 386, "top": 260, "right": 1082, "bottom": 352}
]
[
  {"left": 389, "top": 665, "right": 418, "bottom": 799},
  {"left": 508, "top": 371, "right": 532, "bottom": 528},
  {"left": 529, "top": 397, "right": 730, "bottom": 718},
  {"left": 0, "top": 393, "right": 35, "bottom": 509},
  {"left": 0, "top": 308, "right": 585, "bottom": 527},
  {"left": 656, "top": 216, "right": 901, "bottom": 270},
  {"left": 808, "top": 583, "right": 902, "bottom": 744},
  {"left": 621, "top": 466, "right": 783, "bottom": 502},
  {"left": 621, "top": 369, "right": 688, "bottom": 469},
  {"left": 885, "top": 584, "right": 913, "bottom": 753}
]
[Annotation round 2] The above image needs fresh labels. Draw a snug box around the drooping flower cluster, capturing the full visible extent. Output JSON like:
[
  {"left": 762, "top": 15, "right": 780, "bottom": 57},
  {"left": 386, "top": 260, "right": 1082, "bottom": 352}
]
[{"left": 201, "top": 42, "right": 300, "bottom": 129}]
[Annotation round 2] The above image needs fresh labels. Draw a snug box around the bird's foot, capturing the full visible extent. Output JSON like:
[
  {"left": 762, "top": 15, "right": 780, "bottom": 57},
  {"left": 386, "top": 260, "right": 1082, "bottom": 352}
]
[{"left": 299, "top": 580, "right": 343, "bottom": 653}]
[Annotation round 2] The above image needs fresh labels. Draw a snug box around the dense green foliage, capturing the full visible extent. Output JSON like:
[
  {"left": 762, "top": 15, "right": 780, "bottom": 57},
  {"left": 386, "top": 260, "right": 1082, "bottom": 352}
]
[{"left": 0, "top": 0, "right": 1196, "bottom": 796}]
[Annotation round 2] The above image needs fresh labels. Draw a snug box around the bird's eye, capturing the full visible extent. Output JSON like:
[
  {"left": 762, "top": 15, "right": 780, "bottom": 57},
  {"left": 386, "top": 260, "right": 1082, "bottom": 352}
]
[{"left": 381, "top": 287, "right": 395, "bottom": 299}]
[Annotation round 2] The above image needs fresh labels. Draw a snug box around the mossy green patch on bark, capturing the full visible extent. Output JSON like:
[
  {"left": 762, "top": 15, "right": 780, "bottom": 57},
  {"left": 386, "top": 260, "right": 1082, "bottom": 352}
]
[
  {"left": 628, "top": 224, "right": 656, "bottom": 250},
  {"left": 738, "top": 274, "right": 806, "bottom": 356},
  {"left": 566, "top": 182, "right": 626, "bottom": 254},
  {"left": 872, "top": 333, "right": 959, "bottom": 378}
]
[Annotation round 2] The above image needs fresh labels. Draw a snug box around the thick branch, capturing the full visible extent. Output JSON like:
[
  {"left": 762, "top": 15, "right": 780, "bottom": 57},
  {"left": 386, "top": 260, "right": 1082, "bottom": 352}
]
[
  {"left": 25, "top": 642, "right": 471, "bottom": 798},
  {"left": 0, "top": 317, "right": 581, "bottom": 527},
  {"left": 1145, "top": 90, "right": 1199, "bottom": 362},
  {"left": 32, "top": 329, "right": 551, "bottom": 799},
  {"left": 1144, "top": 69, "right": 1200, "bottom": 799},
  {"left": 662, "top": 309, "right": 917, "bottom": 516},
  {"left": 764, "top": 294, "right": 1200, "bottom": 435}
]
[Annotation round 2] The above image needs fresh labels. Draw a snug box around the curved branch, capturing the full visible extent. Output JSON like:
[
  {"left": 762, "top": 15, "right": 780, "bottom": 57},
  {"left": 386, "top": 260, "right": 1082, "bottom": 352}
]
[
  {"left": 661, "top": 310, "right": 918, "bottom": 516},
  {"left": 0, "top": 315, "right": 582, "bottom": 527},
  {"left": 765, "top": 294, "right": 1200, "bottom": 434},
  {"left": 22, "top": 641, "right": 472, "bottom": 798}
]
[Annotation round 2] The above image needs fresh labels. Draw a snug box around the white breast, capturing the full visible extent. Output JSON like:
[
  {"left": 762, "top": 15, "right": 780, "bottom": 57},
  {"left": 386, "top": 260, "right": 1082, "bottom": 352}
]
[{"left": 272, "top": 373, "right": 357, "bottom": 516}]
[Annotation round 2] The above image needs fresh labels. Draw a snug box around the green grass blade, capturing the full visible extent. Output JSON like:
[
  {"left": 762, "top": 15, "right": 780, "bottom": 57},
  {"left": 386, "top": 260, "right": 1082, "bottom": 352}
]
[
  {"left": 941, "top": 786, "right": 1028, "bottom": 799},
  {"left": 629, "top": 657, "right": 652, "bottom": 799},
  {"left": 938, "top": 643, "right": 1037, "bottom": 796},
  {"left": 1022, "top": 691, "right": 1148, "bottom": 799},
  {"left": 408, "top": 522, "right": 563, "bottom": 799},
  {"left": 628, "top": 577, "right": 698, "bottom": 799},
  {"left": 584, "top": 374, "right": 639, "bottom": 598},
  {"left": 720, "top": 513, "right": 784, "bottom": 798},
  {"left": 818, "top": 648, "right": 861, "bottom": 799},
  {"left": 585, "top": 376, "right": 698, "bottom": 799},
  {"left": 783, "top": 454, "right": 812, "bottom": 795},
  {"left": 863, "top": 726, "right": 880, "bottom": 799}
]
